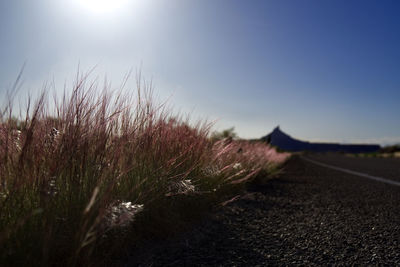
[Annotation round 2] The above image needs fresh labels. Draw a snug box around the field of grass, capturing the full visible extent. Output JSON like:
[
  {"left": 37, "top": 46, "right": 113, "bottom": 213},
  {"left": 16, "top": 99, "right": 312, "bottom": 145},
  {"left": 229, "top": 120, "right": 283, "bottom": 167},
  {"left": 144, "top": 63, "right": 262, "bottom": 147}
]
[{"left": 0, "top": 72, "right": 289, "bottom": 266}]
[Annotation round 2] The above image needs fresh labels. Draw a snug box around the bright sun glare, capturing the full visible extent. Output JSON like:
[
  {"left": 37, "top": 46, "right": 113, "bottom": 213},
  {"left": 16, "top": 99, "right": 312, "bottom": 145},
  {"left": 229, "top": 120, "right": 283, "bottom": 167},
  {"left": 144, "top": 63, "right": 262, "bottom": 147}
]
[{"left": 77, "top": 0, "right": 129, "bottom": 15}]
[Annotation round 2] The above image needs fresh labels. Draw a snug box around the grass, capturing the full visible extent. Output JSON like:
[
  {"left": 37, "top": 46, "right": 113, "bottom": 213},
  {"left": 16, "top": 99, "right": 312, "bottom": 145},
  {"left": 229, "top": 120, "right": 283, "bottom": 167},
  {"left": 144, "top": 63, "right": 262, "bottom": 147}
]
[{"left": 0, "top": 71, "right": 289, "bottom": 266}]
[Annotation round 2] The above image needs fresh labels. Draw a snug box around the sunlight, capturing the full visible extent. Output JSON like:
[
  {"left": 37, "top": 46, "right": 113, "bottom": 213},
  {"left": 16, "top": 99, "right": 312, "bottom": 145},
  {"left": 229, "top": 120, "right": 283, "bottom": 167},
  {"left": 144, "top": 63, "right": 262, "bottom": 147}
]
[{"left": 77, "top": 0, "right": 129, "bottom": 15}]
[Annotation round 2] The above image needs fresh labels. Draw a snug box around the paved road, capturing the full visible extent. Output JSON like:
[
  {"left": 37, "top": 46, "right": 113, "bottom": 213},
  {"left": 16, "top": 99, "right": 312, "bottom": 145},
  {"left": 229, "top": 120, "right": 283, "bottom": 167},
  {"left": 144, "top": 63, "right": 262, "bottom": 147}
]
[
  {"left": 125, "top": 155, "right": 400, "bottom": 266},
  {"left": 305, "top": 153, "right": 400, "bottom": 182},
  {"left": 302, "top": 154, "right": 400, "bottom": 186}
]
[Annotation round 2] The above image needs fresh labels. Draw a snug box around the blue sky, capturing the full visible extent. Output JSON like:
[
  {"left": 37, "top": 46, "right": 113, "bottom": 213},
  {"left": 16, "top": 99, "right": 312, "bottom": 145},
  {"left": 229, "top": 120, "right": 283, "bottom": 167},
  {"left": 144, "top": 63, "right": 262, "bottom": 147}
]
[{"left": 1, "top": 0, "right": 399, "bottom": 145}]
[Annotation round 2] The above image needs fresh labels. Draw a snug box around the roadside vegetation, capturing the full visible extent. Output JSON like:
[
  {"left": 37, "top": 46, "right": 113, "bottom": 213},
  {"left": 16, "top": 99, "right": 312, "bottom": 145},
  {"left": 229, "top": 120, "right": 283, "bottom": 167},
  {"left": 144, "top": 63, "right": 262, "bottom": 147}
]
[
  {"left": 346, "top": 145, "right": 400, "bottom": 158},
  {"left": 0, "top": 71, "right": 289, "bottom": 266}
]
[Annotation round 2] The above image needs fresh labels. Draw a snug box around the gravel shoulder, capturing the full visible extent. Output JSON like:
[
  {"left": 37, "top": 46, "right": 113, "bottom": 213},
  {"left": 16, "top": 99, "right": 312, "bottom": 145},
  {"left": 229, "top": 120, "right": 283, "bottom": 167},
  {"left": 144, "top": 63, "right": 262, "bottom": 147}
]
[{"left": 123, "top": 155, "right": 400, "bottom": 266}]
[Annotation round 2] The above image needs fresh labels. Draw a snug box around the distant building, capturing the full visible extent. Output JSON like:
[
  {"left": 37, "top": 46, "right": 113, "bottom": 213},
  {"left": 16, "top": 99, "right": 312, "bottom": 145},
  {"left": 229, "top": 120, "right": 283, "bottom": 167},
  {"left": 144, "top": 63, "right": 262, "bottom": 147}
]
[{"left": 261, "top": 126, "right": 380, "bottom": 153}]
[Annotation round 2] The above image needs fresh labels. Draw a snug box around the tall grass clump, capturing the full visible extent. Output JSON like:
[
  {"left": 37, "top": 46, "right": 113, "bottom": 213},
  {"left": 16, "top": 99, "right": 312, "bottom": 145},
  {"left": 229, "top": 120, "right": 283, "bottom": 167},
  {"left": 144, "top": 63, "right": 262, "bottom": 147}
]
[{"left": 0, "top": 71, "right": 289, "bottom": 266}]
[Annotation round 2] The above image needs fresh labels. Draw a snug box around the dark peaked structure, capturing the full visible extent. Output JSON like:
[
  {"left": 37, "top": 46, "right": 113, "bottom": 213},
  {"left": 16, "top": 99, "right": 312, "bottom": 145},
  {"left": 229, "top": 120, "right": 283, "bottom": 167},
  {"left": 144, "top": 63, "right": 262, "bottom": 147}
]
[{"left": 261, "top": 126, "right": 380, "bottom": 153}]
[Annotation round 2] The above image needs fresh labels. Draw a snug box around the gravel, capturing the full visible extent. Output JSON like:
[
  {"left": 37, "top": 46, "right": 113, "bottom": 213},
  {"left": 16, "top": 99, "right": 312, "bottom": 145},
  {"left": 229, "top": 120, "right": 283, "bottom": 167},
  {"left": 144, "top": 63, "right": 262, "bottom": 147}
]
[{"left": 122, "top": 155, "right": 400, "bottom": 266}]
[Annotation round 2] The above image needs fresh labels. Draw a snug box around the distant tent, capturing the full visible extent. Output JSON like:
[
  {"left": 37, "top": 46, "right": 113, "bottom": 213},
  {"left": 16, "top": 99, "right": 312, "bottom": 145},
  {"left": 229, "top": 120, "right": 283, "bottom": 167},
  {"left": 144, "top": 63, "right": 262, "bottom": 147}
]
[{"left": 261, "top": 126, "right": 380, "bottom": 153}]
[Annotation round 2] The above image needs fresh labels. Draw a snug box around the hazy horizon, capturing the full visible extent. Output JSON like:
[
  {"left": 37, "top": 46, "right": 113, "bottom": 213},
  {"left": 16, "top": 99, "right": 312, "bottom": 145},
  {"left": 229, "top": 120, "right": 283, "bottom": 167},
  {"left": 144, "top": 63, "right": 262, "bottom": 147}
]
[{"left": 1, "top": 0, "right": 399, "bottom": 145}]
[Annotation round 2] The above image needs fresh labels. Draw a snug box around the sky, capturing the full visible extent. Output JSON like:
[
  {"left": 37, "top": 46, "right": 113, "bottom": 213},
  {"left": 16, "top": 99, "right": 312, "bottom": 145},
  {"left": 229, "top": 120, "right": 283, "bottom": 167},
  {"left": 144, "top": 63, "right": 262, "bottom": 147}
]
[{"left": 0, "top": 0, "right": 399, "bottom": 145}]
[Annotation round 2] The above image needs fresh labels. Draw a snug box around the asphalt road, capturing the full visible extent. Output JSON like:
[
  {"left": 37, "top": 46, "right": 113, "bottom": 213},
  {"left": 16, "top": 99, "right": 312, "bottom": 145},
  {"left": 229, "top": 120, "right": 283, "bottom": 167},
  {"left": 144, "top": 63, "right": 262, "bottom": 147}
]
[
  {"left": 305, "top": 153, "right": 400, "bottom": 182},
  {"left": 124, "top": 154, "right": 400, "bottom": 266}
]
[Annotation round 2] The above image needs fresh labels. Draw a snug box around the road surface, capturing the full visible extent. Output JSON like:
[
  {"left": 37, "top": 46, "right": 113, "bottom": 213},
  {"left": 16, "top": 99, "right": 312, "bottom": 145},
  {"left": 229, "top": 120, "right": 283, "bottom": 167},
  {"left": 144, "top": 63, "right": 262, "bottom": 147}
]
[{"left": 124, "top": 154, "right": 400, "bottom": 266}]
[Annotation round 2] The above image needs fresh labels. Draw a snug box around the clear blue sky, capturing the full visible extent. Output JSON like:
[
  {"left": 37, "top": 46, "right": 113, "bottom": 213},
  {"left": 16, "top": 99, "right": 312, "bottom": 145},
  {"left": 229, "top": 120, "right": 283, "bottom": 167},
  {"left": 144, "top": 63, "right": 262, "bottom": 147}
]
[{"left": 1, "top": 0, "right": 399, "bottom": 145}]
